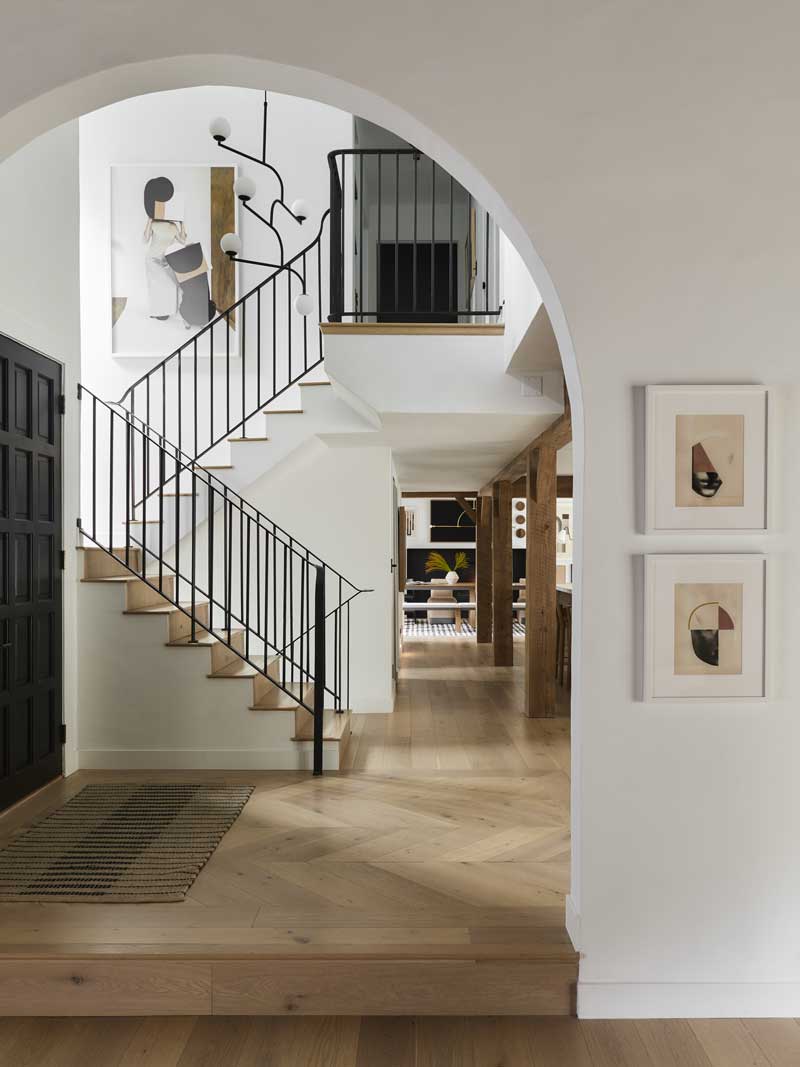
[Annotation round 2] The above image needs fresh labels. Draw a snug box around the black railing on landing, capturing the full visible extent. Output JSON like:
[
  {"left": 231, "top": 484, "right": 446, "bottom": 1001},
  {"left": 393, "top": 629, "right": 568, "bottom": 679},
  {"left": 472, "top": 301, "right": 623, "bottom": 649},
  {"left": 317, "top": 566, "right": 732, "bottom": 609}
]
[
  {"left": 328, "top": 148, "right": 502, "bottom": 324},
  {"left": 117, "top": 212, "right": 330, "bottom": 467},
  {"left": 79, "top": 386, "right": 369, "bottom": 775}
]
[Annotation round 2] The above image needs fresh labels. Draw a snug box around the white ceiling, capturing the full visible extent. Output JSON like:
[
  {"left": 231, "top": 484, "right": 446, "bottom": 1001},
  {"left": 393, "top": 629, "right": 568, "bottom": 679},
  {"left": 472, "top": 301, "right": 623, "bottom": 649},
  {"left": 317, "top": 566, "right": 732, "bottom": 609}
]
[{"left": 323, "top": 410, "right": 561, "bottom": 491}]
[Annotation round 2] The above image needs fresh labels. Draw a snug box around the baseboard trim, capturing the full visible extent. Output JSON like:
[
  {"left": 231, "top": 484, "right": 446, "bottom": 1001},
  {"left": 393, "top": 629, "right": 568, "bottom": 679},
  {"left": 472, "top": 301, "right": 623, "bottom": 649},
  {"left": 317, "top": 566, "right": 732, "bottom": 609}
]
[
  {"left": 578, "top": 981, "right": 800, "bottom": 1019},
  {"left": 77, "top": 747, "right": 337, "bottom": 771},
  {"left": 565, "top": 894, "right": 581, "bottom": 951}
]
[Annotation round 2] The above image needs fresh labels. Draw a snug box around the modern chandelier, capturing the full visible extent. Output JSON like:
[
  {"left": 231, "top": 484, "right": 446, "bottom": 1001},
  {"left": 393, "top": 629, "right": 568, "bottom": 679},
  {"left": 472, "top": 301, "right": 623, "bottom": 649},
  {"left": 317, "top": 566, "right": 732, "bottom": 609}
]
[{"left": 209, "top": 91, "right": 314, "bottom": 314}]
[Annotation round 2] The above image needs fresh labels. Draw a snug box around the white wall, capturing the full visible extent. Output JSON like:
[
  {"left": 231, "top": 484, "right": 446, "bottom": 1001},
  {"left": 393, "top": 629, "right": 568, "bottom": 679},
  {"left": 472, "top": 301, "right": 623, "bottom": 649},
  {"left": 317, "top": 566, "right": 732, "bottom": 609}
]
[
  {"left": 246, "top": 439, "right": 395, "bottom": 713},
  {"left": 500, "top": 233, "right": 542, "bottom": 368},
  {"left": 0, "top": 121, "right": 81, "bottom": 776},
  {"left": 5, "top": 0, "right": 800, "bottom": 1016}
]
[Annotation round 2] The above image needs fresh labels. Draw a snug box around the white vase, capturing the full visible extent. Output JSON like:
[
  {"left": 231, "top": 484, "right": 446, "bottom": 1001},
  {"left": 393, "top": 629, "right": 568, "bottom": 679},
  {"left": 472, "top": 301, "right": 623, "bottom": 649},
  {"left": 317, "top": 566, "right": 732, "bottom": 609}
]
[{"left": 445, "top": 571, "right": 460, "bottom": 585}]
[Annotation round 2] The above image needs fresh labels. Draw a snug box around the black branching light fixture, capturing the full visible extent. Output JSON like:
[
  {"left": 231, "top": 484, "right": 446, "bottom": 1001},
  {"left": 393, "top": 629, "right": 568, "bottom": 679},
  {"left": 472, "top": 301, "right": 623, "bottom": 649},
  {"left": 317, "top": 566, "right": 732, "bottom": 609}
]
[{"left": 209, "top": 91, "right": 314, "bottom": 315}]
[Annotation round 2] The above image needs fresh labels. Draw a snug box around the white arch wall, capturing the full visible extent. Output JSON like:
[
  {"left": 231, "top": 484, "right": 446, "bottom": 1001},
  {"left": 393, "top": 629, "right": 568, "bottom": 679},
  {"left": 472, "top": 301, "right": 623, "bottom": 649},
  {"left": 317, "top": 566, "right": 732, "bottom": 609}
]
[{"left": 1, "top": 0, "right": 800, "bottom": 1016}]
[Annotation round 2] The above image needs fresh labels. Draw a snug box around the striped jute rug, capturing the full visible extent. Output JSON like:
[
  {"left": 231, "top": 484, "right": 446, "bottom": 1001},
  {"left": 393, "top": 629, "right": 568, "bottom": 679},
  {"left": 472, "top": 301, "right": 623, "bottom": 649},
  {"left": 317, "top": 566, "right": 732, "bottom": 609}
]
[{"left": 0, "top": 782, "right": 253, "bottom": 902}]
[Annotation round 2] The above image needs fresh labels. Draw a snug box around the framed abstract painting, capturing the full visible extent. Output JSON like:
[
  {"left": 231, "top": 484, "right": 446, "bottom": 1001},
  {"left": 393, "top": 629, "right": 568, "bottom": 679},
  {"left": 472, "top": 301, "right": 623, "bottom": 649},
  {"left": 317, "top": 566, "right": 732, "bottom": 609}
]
[
  {"left": 109, "top": 164, "right": 238, "bottom": 357},
  {"left": 643, "top": 554, "right": 767, "bottom": 701},
  {"left": 645, "top": 385, "right": 768, "bottom": 531}
]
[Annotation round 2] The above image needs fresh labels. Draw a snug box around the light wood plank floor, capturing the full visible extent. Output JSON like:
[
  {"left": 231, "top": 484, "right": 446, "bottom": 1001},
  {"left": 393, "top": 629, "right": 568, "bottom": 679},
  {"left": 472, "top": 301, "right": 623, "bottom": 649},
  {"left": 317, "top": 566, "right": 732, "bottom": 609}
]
[
  {"left": 0, "top": 636, "right": 571, "bottom": 963},
  {"left": 2, "top": 1015, "right": 800, "bottom": 1065}
]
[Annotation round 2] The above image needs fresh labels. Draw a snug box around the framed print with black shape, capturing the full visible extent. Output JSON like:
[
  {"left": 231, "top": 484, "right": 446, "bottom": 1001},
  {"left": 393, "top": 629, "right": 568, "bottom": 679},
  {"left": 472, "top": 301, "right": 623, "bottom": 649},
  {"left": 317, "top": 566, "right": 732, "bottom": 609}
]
[
  {"left": 643, "top": 554, "right": 767, "bottom": 701},
  {"left": 645, "top": 385, "right": 767, "bottom": 531}
]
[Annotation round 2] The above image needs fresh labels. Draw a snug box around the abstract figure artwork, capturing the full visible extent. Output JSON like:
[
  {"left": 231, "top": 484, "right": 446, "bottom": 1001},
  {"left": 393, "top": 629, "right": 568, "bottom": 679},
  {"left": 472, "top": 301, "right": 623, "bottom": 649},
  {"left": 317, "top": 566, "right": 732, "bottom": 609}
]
[
  {"left": 110, "top": 165, "right": 236, "bottom": 356},
  {"left": 644, "top": 555, "right": 766, "bottom": 700},
  {"left": 645, "top": 386, "right": 767, "bottom": 531},
  {"left": 673, "top": 582, "right": 742, "bottom": 676},
  {"left": 674, "top": 413, "right": 744, "bottom": 508}
]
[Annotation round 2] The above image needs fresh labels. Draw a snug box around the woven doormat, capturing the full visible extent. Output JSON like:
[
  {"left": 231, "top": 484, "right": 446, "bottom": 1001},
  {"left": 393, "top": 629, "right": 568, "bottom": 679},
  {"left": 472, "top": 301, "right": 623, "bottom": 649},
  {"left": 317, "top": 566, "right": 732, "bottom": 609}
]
[{"left": 0, "top": 782, "right": 253, "bottom": 902}]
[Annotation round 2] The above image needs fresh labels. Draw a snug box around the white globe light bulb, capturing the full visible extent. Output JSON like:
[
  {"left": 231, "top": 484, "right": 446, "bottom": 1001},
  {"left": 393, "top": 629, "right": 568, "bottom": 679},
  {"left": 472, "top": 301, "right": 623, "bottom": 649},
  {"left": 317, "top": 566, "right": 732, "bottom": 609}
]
[
  {"left": 220, "top": 232, "right": 242, "bottom": 256},
  {"left": 209, "top": 116, "right": 231, "bottom": 142},
  {"left": 291, "top": 198, "right": 310, "bottom": 222},
  {"left": 294, "top": 293, "right": 314, "bottom": 316},
  {"left": 233, "top": 176, "right": 256, "bottom": 202}
]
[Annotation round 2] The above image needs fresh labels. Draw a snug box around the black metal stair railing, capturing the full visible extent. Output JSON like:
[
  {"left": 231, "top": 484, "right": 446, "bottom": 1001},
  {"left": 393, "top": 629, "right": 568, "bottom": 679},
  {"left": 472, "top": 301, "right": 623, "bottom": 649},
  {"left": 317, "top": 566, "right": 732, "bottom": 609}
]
[
  {"left": 117, "top": 211, "right": 331, "bottom": 472},
  {"left": 79, "top": 386, "right": 368, "bottom": 775},
  {"left": 328, "top": 148, "right": 503, "bottom": 324}
]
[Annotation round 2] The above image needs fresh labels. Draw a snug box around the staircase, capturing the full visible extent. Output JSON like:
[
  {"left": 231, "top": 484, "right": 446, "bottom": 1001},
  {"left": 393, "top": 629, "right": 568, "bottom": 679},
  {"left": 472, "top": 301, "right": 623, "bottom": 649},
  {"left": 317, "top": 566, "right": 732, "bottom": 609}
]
[
  {"left": 77, "top": 145, "right": 505, "bottom": 774},
  {"left": 78, "top": 211, "right": 367, "bottom": 775}
]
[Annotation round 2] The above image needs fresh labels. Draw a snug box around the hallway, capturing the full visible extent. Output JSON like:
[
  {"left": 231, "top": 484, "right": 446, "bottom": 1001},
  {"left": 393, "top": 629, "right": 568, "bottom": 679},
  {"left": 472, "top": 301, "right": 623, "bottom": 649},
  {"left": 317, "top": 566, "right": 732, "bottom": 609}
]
[{"left": 344, "top": 634, "right": 570, "bottom": 774}]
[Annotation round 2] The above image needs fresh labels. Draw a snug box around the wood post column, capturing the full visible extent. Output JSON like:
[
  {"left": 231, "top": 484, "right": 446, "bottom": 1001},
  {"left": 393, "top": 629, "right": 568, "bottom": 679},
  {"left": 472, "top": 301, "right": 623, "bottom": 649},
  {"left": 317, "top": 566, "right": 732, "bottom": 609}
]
[
  {"left": 476, "top": 496, "right": 493, "bottom": 643},
  {"left": 492, "top": 480, "right": 513, "bottom": 666},
  {"left": 525, "top": 446, "right": 557, "bottom": 717}
]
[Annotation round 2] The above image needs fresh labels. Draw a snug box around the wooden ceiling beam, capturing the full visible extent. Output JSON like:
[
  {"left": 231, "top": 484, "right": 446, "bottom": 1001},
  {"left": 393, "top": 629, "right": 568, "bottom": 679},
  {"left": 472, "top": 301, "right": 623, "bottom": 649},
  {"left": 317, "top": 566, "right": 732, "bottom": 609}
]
[{"left": 479, "top": 391, "right": 572, "bottom": 496}]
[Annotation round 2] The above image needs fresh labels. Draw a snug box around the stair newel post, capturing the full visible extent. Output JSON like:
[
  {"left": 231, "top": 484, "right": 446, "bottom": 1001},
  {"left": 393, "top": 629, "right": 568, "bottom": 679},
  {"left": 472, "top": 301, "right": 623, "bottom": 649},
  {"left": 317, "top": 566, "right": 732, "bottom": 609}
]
[
  {"left": 124, "top": 410, "right": 131, "bottom": 570},
  {"left": 108, "top": 406, "right": 114, "bottom": 557},
  {"left": 190, "top": 462, "right": 197, "bottom": 643},
  {"left": 207, "top": 479, "right": 214, "bottom": 635},
  {"left": 173, "top": 444, "right": 180, "bottom": 600},
  {"left": 158, "top": 435, "right": 164, "bottom": 592},
  {"left": 313, "top": 564, "right": 326, "bottom": 777}
]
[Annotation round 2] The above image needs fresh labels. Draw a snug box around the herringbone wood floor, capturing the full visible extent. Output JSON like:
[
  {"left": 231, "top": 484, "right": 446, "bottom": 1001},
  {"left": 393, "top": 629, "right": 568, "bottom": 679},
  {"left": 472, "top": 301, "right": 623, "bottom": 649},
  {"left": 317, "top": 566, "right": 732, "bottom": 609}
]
[{"left": 0, "top": 636, "right": 572, "bottom": 961}]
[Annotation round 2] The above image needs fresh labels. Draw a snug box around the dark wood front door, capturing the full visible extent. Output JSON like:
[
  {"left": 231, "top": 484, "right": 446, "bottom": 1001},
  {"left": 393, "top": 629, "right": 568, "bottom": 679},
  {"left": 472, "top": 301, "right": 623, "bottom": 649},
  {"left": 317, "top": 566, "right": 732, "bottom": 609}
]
[{"left": 0, "top": 335, "right": 62, "bottom": 810}]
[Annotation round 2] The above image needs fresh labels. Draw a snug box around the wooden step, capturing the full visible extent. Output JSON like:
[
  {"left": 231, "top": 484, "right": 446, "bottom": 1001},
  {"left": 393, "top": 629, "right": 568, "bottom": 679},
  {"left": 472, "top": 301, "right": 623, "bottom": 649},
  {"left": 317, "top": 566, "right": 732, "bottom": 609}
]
[
  {"left": 251, "top": 679, "right": 313, "bottom": 712},
  {"left": 125, "top": 575, "right": 175, "bottom": 612},
  {"left": 299, "top": 381, "right": 331, "bottom": 388},
  {"left": 166, "top": 626, "right": 244, "bottom": 649},
  {"left": 167, "top": 602, "right": 211, "bottom": 642},
  {"left": 261, "top": 408, "right": 303, "bottom": 415},
  {"left": 81, "top": 547, "right": 141, "bottom": 580},
  {"left": 228, "top": 436, "right": 270, "bottom": 443},
  {"left": 292, "top": 708, "right": 351, "bottom": 743},
  {"left": 209, "top": 629, "right": 247, "bottom": 674},
  {"left": 207, "top": 654, "right": 265, "bottom": 680},
  {"left": 0, "top": 954, "right": 576, "bottom": 1015},
  {"left": 125, "top": 599, "right": 208, "bottom": 618}
]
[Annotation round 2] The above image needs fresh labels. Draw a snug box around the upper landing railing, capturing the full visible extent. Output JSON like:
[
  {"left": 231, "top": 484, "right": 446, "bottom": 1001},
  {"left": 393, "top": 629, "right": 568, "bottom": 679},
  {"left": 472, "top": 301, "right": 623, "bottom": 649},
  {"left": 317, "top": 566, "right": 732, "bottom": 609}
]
[{"left": 328, "top": 148, "right": 502, "bottom": 324}]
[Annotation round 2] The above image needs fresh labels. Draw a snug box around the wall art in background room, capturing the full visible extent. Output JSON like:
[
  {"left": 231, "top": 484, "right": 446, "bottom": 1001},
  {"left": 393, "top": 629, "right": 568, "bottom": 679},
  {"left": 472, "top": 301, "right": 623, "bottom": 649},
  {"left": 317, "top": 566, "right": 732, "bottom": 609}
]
[
  {"left": 644, "top": 554, "right": 766, "bottom": 700},
  {"left": 110, "top": 165, "right": 236, "bottom": 356},
  {"left": 645, "top": 385, "right": 767, "bottom": 531},
  {"left": 430, "top": 498, "right": 476, "bottom": 542}
]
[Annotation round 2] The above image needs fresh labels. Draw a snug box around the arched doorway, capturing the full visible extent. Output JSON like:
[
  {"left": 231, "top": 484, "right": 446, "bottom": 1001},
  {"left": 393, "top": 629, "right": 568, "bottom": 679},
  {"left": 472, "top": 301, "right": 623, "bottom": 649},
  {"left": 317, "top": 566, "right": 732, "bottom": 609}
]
[{"left": 0, "top": 58, "right": 585, "bottom": 1003}]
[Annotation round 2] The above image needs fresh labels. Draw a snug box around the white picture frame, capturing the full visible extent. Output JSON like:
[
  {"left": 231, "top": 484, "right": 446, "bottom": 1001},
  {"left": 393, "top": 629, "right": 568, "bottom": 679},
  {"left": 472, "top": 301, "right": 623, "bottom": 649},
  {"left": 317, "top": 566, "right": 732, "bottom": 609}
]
[
  {"left": 643, "top": 554, "right": 767, "bottom": 701},
  {"left": 645, "top": 385, "right": 768, "bottom": 532}
]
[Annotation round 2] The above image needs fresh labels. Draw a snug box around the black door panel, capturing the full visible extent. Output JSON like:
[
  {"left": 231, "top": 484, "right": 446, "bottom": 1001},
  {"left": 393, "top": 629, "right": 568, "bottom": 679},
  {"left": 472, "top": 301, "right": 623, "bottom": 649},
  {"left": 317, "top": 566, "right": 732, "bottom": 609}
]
[{"left": 0, "top": 335, "right": 62, "bottom": 810}]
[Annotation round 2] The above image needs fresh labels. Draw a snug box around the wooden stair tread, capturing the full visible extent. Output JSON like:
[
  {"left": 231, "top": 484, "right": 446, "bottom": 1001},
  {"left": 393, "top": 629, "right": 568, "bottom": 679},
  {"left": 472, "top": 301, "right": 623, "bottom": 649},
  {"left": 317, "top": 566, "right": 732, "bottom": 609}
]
[
  {"left": 124, "top": 600, "right": 207, "bottom": 616},
  {"left": 262, "top": 408, "right": 303, "bottom": 415},
  {"left": 208, "top": 655, "right": 266, "bottom": 679},
  {"left": 299, "top": 381, "right": 331, "bottom": 388},
  {"left": 80, "top": 575, "right": 138, "bottom": 584},
  {"left": 292, "top": 710, "right": 351, "bottom": 743},
  {"left": 195, "top": 464, "right": 233, "bottom": 470},
  {"left": 228, "top": 436, "right": 270, "bottom": 443},
  {"left": 250, "top": 680, "right": 313, "bottom": 711}
]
